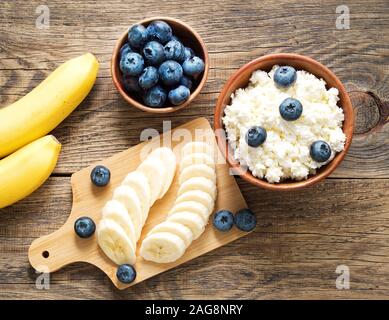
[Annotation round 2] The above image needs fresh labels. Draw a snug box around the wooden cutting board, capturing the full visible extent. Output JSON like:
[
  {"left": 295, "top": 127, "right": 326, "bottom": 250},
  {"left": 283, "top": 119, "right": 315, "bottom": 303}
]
[{"left": 28, "top": 117, "right": 249, "bottom": 289}]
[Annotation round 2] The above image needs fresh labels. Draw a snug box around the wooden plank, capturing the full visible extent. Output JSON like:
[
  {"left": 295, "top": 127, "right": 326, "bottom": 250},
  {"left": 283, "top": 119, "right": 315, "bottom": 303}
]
[
  {"left": 0, "top": 0, "right": 388, "bottom": 177},
  {"left": 1, "top": 176, "right": 389, "bottom": 299}
]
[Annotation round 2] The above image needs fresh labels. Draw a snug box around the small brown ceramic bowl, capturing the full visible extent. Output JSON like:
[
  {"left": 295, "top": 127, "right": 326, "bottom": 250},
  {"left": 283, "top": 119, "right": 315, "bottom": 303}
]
[
  {"left": 214, "top": 53, "right": 354, "bottom": 191},
  {"left": 111, "top": 17, "right": 209, "bottom": 113}
]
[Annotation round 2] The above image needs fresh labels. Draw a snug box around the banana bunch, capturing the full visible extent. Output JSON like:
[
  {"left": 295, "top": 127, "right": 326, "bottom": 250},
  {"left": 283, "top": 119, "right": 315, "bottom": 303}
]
[
  {"left": 0, "top": 53, "right": 99, "bottom": 208},
  {"left": 97, "top": 147, "right": 177, "bottom": 265},
  {"left": 140, "top": 142, "right": 217, "bottom": 263}
]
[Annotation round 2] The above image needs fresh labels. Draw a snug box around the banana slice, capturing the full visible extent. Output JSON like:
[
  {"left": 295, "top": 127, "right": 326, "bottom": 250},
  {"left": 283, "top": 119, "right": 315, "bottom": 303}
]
[
  {"left": 122, "top": 171, "right": 151, "bottom": 224},
  {"left": 137, "top": 157, "right": 166, "bottom": 205},
  {"left": 167, "top": 211, "right": 205, "bottom": 240},
  {"left": 113, "top": 185, "right": 142, "bottom": 239},
  {"left": 181, "top": 141, "right": 214, "bottom": 158},
  {"left": 148, "top": 147, "right": 177, "bottom": 198},
  {"left": 175, "top": 190, "right": 215, "bottom": 214},
  {"left": 178, "top": 177, "right": 217, "bottom": 200},
  {"left": 180, "top": 153, "right": 215, "bottom": 172},
  {"left": 147, "top": 221, "right": 193, "bottom": 248},
  {"left": 102, "top": 200, "right": 137, "bottom": 248},
  {"left": 169, "top": 201, "right": 210, "bottom": 223},
  {"left": 179, "top": 164, "right": 216, "bottom": 185},
  {"left": 97, "top": 219, "right": 136, "bottom": 265},
  {"left": 140, "top": 232, "right": 186, "bottom": 263}
]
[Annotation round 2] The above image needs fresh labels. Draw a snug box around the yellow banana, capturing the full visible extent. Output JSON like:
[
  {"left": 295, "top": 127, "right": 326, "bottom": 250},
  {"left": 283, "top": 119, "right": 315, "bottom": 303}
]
[
  {"left": 0, "top": 135, "right": 61, "bottom": 209},
  {"left": 0, "top": 53, "right": 99, "bottom": 158}
]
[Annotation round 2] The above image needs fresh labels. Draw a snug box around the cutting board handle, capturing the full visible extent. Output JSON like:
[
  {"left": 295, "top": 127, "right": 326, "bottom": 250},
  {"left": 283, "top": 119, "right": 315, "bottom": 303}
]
[{"left": 28, "top": 214, "right": 98, "bottom": 273}]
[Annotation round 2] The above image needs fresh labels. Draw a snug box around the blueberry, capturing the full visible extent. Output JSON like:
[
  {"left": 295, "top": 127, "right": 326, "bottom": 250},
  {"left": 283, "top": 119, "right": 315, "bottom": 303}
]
[
  {"left": 90, "top": 165, "right": 111, "bottom": 187},
  {"left": 183, "top": 47, "right": 195, "bottom": 61},
  {"left": 123, "top": 75, "right": 141, "bottom": 93},
  {"left": 146, "top": 20, "right": 172, "bottom": 44},
  {"left": 310, "top": 140, "right": 331, "bottom": 162},
  {"left": 143, "top": 85, "right": 167, "bottom": 107},
  {"left": 279, "top": 98, "right": 303, "bottom": 121},
  {"left": 274, "top": 66, "right": 297, "bottom": 88},
  {"left": 164, "top": 40, "right": 185, "bottom": 62},
  {"left": 213, "top": 210, "right": 234, "bottom": 232},
  {"left": 128, "top": 24, "right": 147, "bottom": 49},
  {"left": 74, "top": 217, "right": 96, "bottom": 238},
  {"left": 139, "top": 66, "right": 159, "bottom": 90},
  {"left": 120, "top": 43, "right": 132, "bottom": 58},
  {"left": 179, "top": 75, "right": 193, "bottom": 91},
  {"left": 245, "top": 126, "right": 267, "bottom": 147},
  {"left": 143, "top": 41, "right": 165, "bottom": 66},
  {"left": 170, "top": 35, "right": 180, "bottom": 42},
  {"left": 158, "top": 60, "right": 183, "bottom": 86},
  {"left": 234, "top": 209, "right": 256, "bottom": 232},
  {"left": 182, "top": 56, "right": 205, "bottom": 76},
  {"left": 120, "top": 52, "right": 144, "bottom": 76},
  {"left": 116, "top": 264, "right": 136, "bottom": 284},
  {"left": 168, "top": 85, "right": 190, "bottom": 105}
]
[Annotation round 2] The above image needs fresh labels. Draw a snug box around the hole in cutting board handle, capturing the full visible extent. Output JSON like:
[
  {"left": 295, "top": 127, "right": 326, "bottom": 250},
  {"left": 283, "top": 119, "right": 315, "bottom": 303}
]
[{"left": 42, "top": 251, "right": 50, "bottom": 259}]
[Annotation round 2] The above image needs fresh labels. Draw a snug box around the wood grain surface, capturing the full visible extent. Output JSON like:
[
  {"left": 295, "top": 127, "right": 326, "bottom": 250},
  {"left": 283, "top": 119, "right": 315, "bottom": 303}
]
[{"left": 0, "top": 0, "right": 389, "bottom": 299}]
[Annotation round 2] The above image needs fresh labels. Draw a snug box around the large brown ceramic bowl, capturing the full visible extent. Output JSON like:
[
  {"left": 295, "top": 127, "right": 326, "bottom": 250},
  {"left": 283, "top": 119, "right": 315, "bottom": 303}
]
[
  {"left": 111, "top": 17, "right": 209, "bottom": 113},
  {"left": 214, "top": 53, "right": 354, "bottom": 191}
]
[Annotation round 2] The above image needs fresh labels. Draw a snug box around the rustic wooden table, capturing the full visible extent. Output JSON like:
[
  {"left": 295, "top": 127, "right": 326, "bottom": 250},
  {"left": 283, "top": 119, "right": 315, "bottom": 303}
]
[{"left": 0, "top": 0, "right": 388, "bottom": 300}]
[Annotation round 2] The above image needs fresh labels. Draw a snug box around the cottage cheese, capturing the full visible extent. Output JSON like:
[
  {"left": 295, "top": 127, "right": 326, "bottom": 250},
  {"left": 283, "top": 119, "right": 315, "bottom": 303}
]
[{"left": 222, "top": 66, "right": 346, "bottom": 183}]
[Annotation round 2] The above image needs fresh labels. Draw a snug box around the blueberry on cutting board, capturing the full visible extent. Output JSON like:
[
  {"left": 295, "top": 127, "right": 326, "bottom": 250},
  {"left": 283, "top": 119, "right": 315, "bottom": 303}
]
[
  {"left": 213, "top": 210, "right": 234, "bottom": 231},
  {"left": 91, "top": 165, "right": 111, "bottom": 187},
  {"left": 74, "top": 217, "right": 96, "bottom": 238},
  {"left": 117, "top": 264, "right": 137, "bottom": 284}
]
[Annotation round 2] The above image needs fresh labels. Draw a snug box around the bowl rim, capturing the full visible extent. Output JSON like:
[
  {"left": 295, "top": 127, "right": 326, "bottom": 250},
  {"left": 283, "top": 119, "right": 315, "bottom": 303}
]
[
  {"left": 111, "top": 16, "right": 209, "bottom": 114},
  {"left": 214, "top": 53, "right": 354, "bottom": 191}
]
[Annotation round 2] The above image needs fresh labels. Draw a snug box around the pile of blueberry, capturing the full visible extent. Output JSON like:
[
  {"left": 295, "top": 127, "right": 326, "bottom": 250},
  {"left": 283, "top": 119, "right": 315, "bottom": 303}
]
[
  {"left": 213, "top": 208, "right": 256, "bottom": 232},
  {"left": 119, "top": 20, "right": 205, "bottom": 108},
  {"left": 245, "top": 65, "right": 332, "bottom": 163}
]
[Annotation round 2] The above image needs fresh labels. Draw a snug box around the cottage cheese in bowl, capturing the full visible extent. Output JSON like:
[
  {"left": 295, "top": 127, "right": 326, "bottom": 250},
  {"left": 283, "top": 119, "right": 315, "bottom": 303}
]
[{"left": 222, "top": 65, "right": 346, "bottom": 183}]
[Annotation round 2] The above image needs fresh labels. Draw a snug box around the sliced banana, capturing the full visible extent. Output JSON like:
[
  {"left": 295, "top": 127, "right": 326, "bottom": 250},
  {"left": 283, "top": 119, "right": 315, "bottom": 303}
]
[
  {"left": 178, "top": 177, "right": 217, "bottom": 200},
  {"left": 97, "top": 219, "right": 136, "bottom": 265},
  {"left": 140, "top": 232, "right": 186, "bottom": 263},
  {"left": 179, "top": 164, "right": 216, "bottom": 185},
  {"left": 167, "top": 211, "right": 205, "bottom": 240},
  {"left": 137, "top": 157, "right": 166, "bottom": 205},
  {"left": 147, "top": 221, "right": 193, "bottom": 248},
  {"left": 175, "top": 190, "right": 215, "bottom": 214},
  {"left": 148, "top": 147, "right": 177, "bottom": 198},
  {"left": 169, "top": 201, "right": 210, "bottom": 223},
  {"left": 180, "top": 153, "right": 215, "bottom": 172},
  {"left": 102, "top": 200, "right": 137, "bottom": 248},
  {"left": 113, "top": 185, "right": 142, "bottom": 239},
  {"left": 181, "top": 141, "right": 214, "bottom": 158},
  {"left": 122, "top": 171, "right": 151, "bottom": 224}
]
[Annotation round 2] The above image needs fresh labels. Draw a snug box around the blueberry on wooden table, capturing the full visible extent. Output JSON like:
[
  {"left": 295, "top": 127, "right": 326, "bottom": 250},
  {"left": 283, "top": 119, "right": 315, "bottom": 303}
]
[
  {"left": 310, "top": 140, "right": 332, "bottom": 162},
  {"left": 245, "top": 126, "right": 267, "bottom": 147},
  {"left": 90, "top": 165, "right": 111, "bottom": 187},
  {"left": 128, "top": 24, "right": 148, "bottom": 49},
  {"left": 279, "top": 97, "right": 303, "bottom": 121},
  {"left": 117, "top": 264, "right": 137, "bottom": 284},
  {"left": 146, "top": 20, "right": 173, "bottom": 44},
  {"left": 213, "top": 210, "right": 234, "bottom": 232},
  {"left": 182, "top": 56, "right": 205, "bottom": 76},
  {"left": 168, "top": 85, "right": 190, "bottom": 105},
  {"left": 143, "top": 41, "right": 165, "bottom": 66},
  {"left": 234, "top": 209, "right": 257, "bottom": 232},
  {"left": 74, "top": 217, "right": 96, "bottom": 238},
  {"left": 273, "top": 65, "right": 297, "bottom": 88}
]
